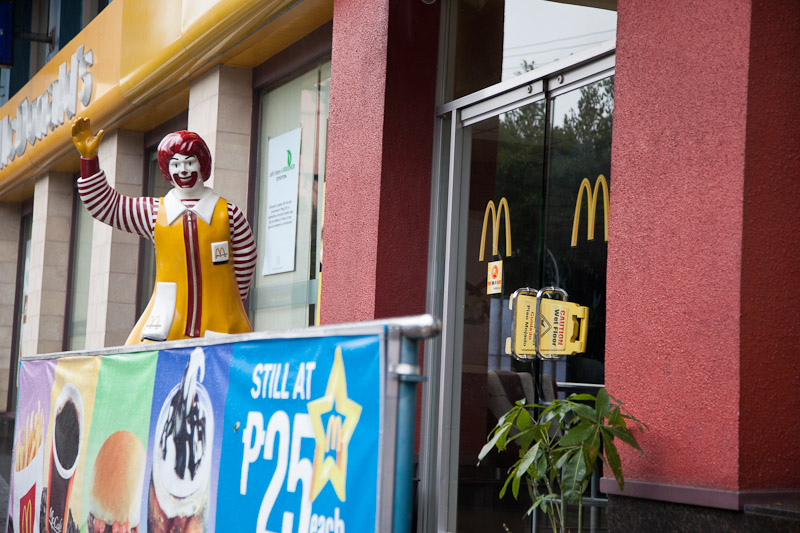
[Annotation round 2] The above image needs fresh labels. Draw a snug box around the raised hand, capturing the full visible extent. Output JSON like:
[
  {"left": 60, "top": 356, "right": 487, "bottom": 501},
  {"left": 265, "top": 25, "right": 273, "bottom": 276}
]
[{"left": 71, "top": 116, "right": 105, "bottom": 158}]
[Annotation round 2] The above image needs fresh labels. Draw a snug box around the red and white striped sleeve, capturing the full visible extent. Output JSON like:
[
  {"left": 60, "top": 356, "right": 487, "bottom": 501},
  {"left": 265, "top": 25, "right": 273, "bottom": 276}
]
[
  {"left": 77, "top": 158, "right": 158, "bottom": 241},
  {"left": 228, "top": 202, "right": 256, "bottom": 300}
]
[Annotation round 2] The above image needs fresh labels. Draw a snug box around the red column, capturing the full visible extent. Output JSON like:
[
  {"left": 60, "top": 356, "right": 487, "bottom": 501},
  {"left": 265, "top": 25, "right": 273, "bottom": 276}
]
[
  {"left": 320, "top": 0, "right": 439, "bottom": 323},
  {"left": 605, "top": 0, "right": 800, "bottom": 507},
  {"left": 738, "top": 0, "right": 800, "bottom": 493}
]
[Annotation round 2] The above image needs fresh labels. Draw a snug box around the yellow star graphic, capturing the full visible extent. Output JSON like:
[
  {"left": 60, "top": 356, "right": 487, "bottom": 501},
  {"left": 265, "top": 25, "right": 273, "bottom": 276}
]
[{"left": 307, "top": 347, "right": 363, "bottom": 502}]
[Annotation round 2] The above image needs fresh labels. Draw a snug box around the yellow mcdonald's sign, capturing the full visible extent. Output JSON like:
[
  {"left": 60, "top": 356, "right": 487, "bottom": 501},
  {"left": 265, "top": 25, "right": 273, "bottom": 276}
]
[
  {"left": 571, "top": 175, "right": 609, "bottom": 247},
  {"left": 479, "top": 197, "right": 511, "bottom": 261}
]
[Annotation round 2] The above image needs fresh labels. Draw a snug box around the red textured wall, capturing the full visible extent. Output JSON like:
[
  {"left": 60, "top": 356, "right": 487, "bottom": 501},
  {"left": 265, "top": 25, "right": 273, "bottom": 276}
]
[
  {"left": 606, "top": 0, "right": 752, "bottom": 490},
  {"left": 321, "top": 0, "right": 389, "bottom": 323},
  {"left": 320, "top": 0, "right": 438, "bottom": 324},
  {"left": 739, "top": 0, "right": 800, "bottom": 490},
  {"left": 374, "top": 2, "right": 439, "bottom": 319},
  {"left": 609, "top": 0, "right": 800, "bottom": 495}
]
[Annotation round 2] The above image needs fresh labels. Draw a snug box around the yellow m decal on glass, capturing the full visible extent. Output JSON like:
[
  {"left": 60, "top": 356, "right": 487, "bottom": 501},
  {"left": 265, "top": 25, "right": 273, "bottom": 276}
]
[
  {"left": 479, "top": 197, "right": 511, "bottom": 261},
  {"left": 571, "top": 175, "right": 609, "bottom": 247}
]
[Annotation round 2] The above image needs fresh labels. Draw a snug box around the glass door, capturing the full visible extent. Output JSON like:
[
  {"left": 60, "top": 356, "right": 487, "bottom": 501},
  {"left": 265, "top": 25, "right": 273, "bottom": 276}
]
[
  {"left": 457, "top": 95, "right": 549, "bottom": 533},
  {"left": 424, "top": 51, "right": 615, "bottom": 532}
]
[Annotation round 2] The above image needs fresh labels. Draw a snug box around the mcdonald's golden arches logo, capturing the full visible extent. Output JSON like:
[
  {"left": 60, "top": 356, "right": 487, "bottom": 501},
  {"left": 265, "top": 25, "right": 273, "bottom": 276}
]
[
  {"left": 479, "top": 197, "right": 511, "bottom": 261},
  {"left": 571, "top": 175, "right": 609, "bottom": 247},
  {"left": 19, "top": 486, "right": 35, "bottom": 533},
  {"left": 22, "top": 500, "right": 32, "bottom": 533}
]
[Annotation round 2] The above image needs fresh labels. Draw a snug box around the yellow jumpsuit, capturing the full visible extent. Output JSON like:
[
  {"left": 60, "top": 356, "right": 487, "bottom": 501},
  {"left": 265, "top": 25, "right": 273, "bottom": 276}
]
[{"left": 127, "top": 196, "right": 252, "bottom": 344}]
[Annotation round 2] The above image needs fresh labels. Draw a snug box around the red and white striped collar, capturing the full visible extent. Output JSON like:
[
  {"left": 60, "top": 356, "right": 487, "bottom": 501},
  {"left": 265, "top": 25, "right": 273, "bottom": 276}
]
[{"left": 163, "top": 187, "right": 220, "bottom": 225}]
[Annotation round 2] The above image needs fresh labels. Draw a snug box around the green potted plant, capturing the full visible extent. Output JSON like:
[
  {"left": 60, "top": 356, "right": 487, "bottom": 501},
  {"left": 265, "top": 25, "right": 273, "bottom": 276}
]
[{"left": 478, "top": 388, "right": 647, "bottom": 533}]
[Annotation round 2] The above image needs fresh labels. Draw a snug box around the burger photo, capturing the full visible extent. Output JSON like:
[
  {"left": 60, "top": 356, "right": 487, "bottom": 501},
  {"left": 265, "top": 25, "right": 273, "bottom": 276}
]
[{"left": 87, "top": 431, "right": 145, "bottom": 533}]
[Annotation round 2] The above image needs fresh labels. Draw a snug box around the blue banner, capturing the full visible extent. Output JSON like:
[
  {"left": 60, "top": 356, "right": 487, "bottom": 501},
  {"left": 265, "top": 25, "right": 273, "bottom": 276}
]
[
  {"left": 216, "top": 335, "right": 382, "bottom": 533},
  {"left": 8, "top": 333, "right": 387, "bottom": 533}
]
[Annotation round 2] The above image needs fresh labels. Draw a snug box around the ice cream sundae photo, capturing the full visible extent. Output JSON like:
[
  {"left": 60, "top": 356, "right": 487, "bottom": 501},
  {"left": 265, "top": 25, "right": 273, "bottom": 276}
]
[{"left": 148, "top": 348, "right": 214, "bottom": 533}]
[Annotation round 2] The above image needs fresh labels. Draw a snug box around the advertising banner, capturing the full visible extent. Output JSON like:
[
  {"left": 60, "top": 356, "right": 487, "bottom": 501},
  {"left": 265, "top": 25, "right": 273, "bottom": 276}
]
[{"left": 7, "top": 333, "right": 383, "bottom": 533}]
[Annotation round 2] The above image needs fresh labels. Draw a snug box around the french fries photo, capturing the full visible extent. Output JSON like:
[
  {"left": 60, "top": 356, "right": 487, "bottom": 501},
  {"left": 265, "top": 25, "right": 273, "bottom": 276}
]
[{"left": 15, "top": 401, "right": 43, "bottom": 472}]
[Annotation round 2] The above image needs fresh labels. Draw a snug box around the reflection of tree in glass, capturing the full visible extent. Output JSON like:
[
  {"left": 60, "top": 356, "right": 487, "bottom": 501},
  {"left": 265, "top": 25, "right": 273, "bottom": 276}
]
[
  {"left": 495, "top": 60, "right": 545, "bottom": 291},
  {"left": 552, "top": 76, "right": 614, "bottom": 185},
  {"left": 495, "top": 113, "right": 545, "bottom": 290},
  {"left": 548, "top": 77, "right": 614, "bottom": 380}
]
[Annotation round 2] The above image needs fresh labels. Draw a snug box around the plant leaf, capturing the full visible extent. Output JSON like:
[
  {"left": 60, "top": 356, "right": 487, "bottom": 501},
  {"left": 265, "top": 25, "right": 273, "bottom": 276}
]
[
  {"left": 537, "top": 493, "right": 559, "bottom": 516},
  {"left": 478, "top": 425, "right": 509, "bottom": 462},
  {"left": 622, "top": 412, "right": 650, "bottom": 432},
  {"left": 561, "top": 451, "right": 587, "bottom": 505},
  {"left": 595, "top": 388, "right": 610, "bottom": 419},
  {"left": 567, "top": 393, "right": 596, "bottom": 402},
  {"left": 601, "top": 430, "right": 624, "bottom": 491},
  {"left": 529, "top": 494, "right": 548, "bottom": 515},
  {"left": 535, "top": 453, "right": 548, "bottom": 478},
  {"left": 512, "top": 469, "right": 521, "bottom": 499},
  {"left": 517, "top": 442, "right": 541, "bottom": 478},
  {"left": 598, "top": 450, "right": 611, "bottom": 472},
  {"left": 540, "top": 402, "right": 561, "bottom": 422},
  {"left": 554, "top": 448, "right": 573, "bottom": 470},
  {"left": 520, "top": 425, "right": 535, "bottom": 451},
  {"left": 500, "top": 470, "right": 515, "bottom": 498},
  {"left": 604, "top": 425, "right": 642, "bottom": 453},
  {"left": 527, "top": 422, "right": 549, "bottom": 445},
  {"left": 569, "top": 403, "right": 598, "bottom": 424},
  {"left": 558, "top": 421, "right": 595, "bottom": 447},
  {"left": 607, "top": 405, "right": 622, "bottom": 426},
  {"left": 496, "top": 424, "right": 510, "bottom": 451},
  {"left": 516, "top": 407, "right": 532, "bottom": 430},
  {"left": 582, "top": 427, "right": 601, "bottom": 468},
  {"left": 496, "top": 407, "right": 515, "bottom": 427}
]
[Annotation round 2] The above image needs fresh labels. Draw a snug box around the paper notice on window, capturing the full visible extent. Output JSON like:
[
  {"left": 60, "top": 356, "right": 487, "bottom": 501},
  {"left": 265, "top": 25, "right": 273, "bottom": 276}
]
[{"left": 262, "top": 128, "right": 301, "bottom": 276}]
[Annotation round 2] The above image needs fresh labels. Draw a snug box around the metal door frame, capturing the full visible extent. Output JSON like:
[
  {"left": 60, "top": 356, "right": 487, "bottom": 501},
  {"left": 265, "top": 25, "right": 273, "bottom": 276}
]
[{"left": 418, "top": 34, "right": 616, "bottom": 532}]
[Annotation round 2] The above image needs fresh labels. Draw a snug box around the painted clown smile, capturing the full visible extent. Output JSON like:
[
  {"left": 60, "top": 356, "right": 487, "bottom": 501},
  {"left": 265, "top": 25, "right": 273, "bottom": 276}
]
[{"left": 169, "top": 154, "right": 202, "bottom": 188}]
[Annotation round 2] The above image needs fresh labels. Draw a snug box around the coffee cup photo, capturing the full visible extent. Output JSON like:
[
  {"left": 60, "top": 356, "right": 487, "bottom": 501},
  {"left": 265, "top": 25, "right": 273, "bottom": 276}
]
[{"left": 46, "top": 383, "right": 84, "bottom": 533}]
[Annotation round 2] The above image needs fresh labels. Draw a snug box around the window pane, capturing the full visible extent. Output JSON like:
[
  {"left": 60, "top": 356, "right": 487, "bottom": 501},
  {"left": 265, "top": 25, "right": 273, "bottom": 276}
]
[
  {"left": 450, "top": 0, "right": 617, "bottom": 99},
  {"left": 542, "top": 75, "right": 614, "bottom": 384},
  {"left": 251, "top": 60, "right": 331, "bottom": 331},
  {"left": 11, "top": 212, "right": 32, "bottom": 412},
  {"left": 66, "top": 194, "right": 94, "bottom": 350}
]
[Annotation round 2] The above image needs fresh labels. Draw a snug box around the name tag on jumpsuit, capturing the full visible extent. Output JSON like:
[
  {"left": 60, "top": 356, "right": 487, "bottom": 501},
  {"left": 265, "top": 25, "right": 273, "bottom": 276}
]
[{"left": 212, "top": 241, "right": 229, "bottom": 264}]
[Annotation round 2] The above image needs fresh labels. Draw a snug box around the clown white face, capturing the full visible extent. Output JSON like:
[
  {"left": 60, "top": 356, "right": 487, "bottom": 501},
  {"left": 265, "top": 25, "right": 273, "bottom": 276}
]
[{"left": 169, "top": 154, "right": 202, "bottom": 189}]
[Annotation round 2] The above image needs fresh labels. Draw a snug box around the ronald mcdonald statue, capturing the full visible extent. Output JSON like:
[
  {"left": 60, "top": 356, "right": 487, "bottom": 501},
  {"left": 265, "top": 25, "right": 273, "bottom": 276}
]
[{"left": 71, "top": 117, "right": 255, "bottom": 344}]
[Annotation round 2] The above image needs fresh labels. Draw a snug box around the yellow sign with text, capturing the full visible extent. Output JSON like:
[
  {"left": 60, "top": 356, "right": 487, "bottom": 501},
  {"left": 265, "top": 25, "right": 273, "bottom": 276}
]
[{"left": 505, "top": 292, "right": 588, "bottom": 359}]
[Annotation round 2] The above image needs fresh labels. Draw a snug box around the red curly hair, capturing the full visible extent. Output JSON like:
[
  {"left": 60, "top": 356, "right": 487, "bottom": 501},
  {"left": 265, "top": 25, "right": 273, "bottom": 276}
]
[{"left": 157, "top": 131, "right": 212, "bottom": 184}]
